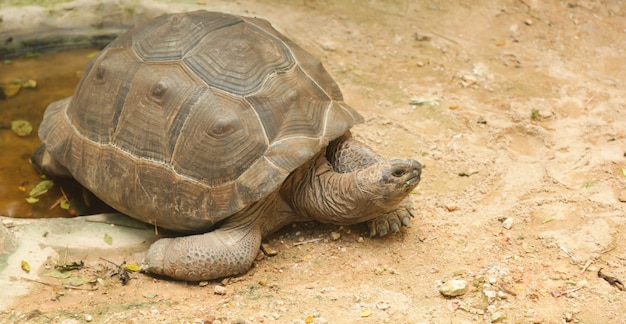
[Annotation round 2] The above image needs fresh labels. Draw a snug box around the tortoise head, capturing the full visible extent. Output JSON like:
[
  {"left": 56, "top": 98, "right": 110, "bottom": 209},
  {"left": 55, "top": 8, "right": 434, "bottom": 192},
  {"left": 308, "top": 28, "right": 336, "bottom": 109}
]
[{"left": 356, "top": 159, "right": 422, "bottom": 210}]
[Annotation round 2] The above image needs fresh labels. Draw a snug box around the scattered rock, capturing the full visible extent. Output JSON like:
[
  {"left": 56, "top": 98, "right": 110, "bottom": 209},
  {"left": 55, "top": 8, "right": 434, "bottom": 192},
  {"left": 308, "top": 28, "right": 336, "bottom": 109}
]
[
  {"left": 438, "top": 279, "right": 468, "bottom": 297},
  {"left": 482, "top": 289, "right": 498, "bottom": 303},
  {"left": 618, "top": 190, "right": 626, "bottom": 203},
  {"left": 409, "top": 96, "right": 440, "bottom": 107},
  {"left": 376, "top": 301, "right": 390, "bottom": 310},
  {"left": 502, "top": 217, "right": 514, "bottom": 229},
  {"left": 459, "top": 74, "right": 478, "bottom": 87},
  {"left": 84, "top": 314, "right": 93, "bottom": 322},
  {"left": 2, "top": 219, "right": 15, "bottom": 228},
  {"left": 214, "top": 285, "right": 227, "bottom": 295},
  {"left": 445, "top": 204, "right": 458, "bottom": 212},
  {"left": 320, "top": 41, "right": 336, "bottom": 51},
  {"left": 330, "top": 232, "right": 341, "bottom": 241},
  {"left": 490, "top": 311, "right": 506, "bottom": 323},
  {"left": 413, "top": 32, "right": 432, "bottom": 41}
]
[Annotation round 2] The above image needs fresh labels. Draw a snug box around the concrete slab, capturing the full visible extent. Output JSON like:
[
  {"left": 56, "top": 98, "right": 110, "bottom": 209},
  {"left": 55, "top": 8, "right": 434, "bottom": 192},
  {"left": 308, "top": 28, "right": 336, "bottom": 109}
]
[{"left": 0, "top": 214, "right": 157, "bottom": 311}]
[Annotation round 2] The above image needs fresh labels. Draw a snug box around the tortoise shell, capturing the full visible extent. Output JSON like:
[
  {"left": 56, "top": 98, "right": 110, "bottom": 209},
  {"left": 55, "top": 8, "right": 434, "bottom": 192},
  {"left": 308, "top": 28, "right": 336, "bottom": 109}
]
[{"left": 38, "top": 10, "right": 363, "bottom": 231}]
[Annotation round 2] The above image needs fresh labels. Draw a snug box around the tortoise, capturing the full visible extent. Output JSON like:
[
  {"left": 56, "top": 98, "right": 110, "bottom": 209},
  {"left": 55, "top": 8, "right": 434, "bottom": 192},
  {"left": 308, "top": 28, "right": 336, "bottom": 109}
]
[{"left": 32, "top": 10, "right": 422, "bottom": 281}]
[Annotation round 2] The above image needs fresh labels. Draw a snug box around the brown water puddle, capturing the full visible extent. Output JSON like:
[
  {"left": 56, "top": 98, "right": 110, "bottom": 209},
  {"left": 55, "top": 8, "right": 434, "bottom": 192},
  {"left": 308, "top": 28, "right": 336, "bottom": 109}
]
[{"left": 0, "top": 48, "right": 107, "bottom": 218}]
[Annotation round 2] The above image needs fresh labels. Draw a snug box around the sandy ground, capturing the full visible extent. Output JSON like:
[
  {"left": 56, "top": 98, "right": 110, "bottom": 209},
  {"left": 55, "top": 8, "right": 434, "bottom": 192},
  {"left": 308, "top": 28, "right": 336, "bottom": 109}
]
[{"left": 2, "top": 0, "right": 626, "bottom": 323}]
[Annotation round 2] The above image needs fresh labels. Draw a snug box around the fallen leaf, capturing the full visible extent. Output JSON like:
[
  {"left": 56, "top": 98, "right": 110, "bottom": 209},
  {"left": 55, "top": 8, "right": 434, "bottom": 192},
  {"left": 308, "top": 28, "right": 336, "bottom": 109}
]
[
  {"left": 55, "top": 261, "right": 84, "bottom": 271},
  {"left": 11, "top": 120, "right": 32, "bottom": 136},
  {"left": 143, "top": 293, "right": 158, "bottom": 299},
  {"left": 21, "top": 260, "right": 30, "bottom": 273},
  {"left": 29, "top": 180, "right": 54, "bottom": 197},
  {"left": 2, "top": 83, "right": 20, "bottom": 98},
  {"left": 125, "top": 263, "right": 140, "bottom": 272},
  {"left": 361, "top": 310, "right": 372, "bottom": 317},
  {"left": 43, "top": 270, "right": 72, "bottom": 279},
  {"left": 582, "top": 180, "right": 597, "bottom": 188},
  {"left": 60, "top": 200, "right": 71, "bottom": 210},
  {"left": 622, "top": 168, "right": 626, "bottom": 177},
  {"left": 25, "top": 197, "right": 39, "bottom": 204},
  {"left": 305, "top": 315, "right": 314, "bottom": 323},
  {"left": 104, "top": 233, "right": 113, "bottom": 245},
  {"left": 21, "top": 79, "right": 37, "bottom": 88},
  {"left": 63, "top": 276, "right": 95, "bottom": 286}
]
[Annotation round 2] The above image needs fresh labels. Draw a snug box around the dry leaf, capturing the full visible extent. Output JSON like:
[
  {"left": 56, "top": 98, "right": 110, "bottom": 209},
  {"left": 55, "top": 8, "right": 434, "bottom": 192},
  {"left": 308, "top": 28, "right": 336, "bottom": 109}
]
[
  {"left": 125, "top": 263, "right": 140, "bottom": 272},
  {"left": 21, "top": 260, "right": 30, "bottom": 273},
  {"left": 104, "top": 233, "right": 113, "bottom": 245}
]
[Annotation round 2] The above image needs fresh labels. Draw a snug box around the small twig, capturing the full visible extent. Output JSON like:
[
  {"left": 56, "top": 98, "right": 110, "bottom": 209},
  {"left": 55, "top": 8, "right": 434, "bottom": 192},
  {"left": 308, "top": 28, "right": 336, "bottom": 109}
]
[
  {"left": 293, "top": 238, "right": 324, "bottom": 246},
  {"left": 422, "top": 235, "right": 438, "bottom": 243},
  {"left": 99, "top": 257, "right": 131, "bottom": 285},
  {"left": 553, "top": 283, "right": 586, "bottom": 298},
  {"left": 582, "top": 95, "right": 595, "bottom": 113},
  {"left": 21, "top": 277, "right": 98, "bottom": 291},
  {"left": 581, "top": 259, "right": 593, "bottom": 274},
  {"left": 563, "top": 284, "right": 586, "bottom": 295},
  {"left": 49, "top": 187, "right": 70, "bottom": 210},
  {"left": 600, "top": 245, "right": 616, "bottom": 254},
  {"left": 98, "top": 257, "right": 119, "bottom": 266},
  {"left": 496, "top": 283, "right": 518, "bottom": 297}
]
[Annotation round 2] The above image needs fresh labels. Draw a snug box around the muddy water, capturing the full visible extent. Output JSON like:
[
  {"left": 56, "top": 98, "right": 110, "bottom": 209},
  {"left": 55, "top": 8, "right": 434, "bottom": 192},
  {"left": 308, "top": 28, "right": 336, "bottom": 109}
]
[{"left": 0, "top": 48, "right": 104, "bottom": 218}]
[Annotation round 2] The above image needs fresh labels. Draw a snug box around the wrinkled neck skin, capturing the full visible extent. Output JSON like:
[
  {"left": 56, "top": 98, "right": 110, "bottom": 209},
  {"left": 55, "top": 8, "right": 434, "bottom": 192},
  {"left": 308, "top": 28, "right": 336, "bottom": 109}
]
[{"left": 281, "top": 153, "right": 398, "bottom": 226}]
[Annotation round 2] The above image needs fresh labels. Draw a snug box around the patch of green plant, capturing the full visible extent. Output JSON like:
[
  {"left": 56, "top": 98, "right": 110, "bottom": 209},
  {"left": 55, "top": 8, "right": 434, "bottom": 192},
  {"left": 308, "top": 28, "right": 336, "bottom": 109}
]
[
  {"left": 581, "top": 180, "right": 598, "bottom": 188},
  {"left": 530, "top": 108, "right": 539, "bottom": 119}
]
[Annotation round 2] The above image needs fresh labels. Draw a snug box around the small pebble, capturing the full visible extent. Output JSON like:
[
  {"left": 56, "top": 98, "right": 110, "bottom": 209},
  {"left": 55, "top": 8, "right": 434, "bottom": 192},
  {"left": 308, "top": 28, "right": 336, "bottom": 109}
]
[
  {"left": 524, "top": 18, "right": 533, "bottom": 26},
  {"left": 330, "top": 232, "right": 341, "bottom": 241},
  {"left": 376, "top": 301, "right": 390, "bottom": 310},
  {"left": 490, "top": 311, "right": 506, "bottom": 323},
  {"left": 618, "top": 190, "right": 626, "bottom": 202},
  {"left": 502, "top": 217, "right": 514, "bottom": 229},
  {"left": 413, "top": 32, "right": 432, "bottom": 41},
  {"left": 483, "top": 289, "right": 497, "bottom": 303},
  {"left": 438, "top": 279, "right": 468, "bottom": 297},
  {"left": 321, "top": 41, "right": 336, "bottom": 51},
  {"left": 214, "top": 285, "right": 227, "bottom": 295},
  {"left": 2, "top": 219, "right": 15, "bottom": 228},
  {"left": 61, "top": 320, "right": 79, "bottom": 324},
  {"left": 85, "top": 314, "right": 93, "bottom": 322},
  {"left": 357, "top": 237, "right": 364, "bottom": 243},
  {"left": 199, "top": 281, "right": 209, "bottom": 287},
  {"left": 445, "top": 204, "right": 458, "bottom": 212}
]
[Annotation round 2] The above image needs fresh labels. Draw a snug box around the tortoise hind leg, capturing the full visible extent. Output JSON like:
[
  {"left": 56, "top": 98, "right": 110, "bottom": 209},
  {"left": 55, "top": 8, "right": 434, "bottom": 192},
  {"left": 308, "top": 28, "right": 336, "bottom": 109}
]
[
  {"left": 327, "top": 134, "right": 418, "bottom": 237},
  {"left": 141, "top": 221, "right": 262, "bottom": 281}
]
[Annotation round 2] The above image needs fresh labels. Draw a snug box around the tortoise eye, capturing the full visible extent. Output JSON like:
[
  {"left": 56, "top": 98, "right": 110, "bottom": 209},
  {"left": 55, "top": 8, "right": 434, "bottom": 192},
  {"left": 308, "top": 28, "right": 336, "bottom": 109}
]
[{"left": 392, "top": 169, "right": 406, "bottom": 177}]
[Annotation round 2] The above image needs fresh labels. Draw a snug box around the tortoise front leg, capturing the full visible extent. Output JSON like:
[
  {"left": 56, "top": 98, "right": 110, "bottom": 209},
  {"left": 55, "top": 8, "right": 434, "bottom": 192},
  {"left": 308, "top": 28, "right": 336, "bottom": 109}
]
[
  {"left": 141, "top": 221, "right": 262, "bottom": 281},
  {"left": 326, "top": 134, "right": 418, "bottom": 237}
]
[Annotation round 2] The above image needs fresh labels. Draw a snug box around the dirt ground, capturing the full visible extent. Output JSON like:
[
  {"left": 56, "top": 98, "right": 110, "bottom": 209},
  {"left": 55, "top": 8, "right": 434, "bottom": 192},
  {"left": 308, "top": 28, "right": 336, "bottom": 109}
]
[{"left": 3, "top": 0, "right": 626, "bottom": 323}]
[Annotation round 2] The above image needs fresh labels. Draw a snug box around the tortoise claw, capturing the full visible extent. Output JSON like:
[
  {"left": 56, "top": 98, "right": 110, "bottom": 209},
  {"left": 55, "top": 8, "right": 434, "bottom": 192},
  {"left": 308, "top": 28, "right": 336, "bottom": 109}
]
[{"left": 367, "top": 197, "right": 416, "bottom": 237}]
